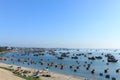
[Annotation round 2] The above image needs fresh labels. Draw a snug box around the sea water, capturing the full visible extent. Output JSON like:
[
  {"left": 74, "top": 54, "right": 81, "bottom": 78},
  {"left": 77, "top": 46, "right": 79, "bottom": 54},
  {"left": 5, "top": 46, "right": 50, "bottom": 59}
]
[{"left": 0, "top": 49, "right": 120, "bottom": 80}]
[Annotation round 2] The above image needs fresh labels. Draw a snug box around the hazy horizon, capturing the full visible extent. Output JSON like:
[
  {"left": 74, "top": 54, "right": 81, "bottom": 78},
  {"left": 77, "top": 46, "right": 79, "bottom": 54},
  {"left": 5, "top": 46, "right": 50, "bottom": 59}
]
[{"left": 1, "top": 0, "right": 120, "bottom": 48}]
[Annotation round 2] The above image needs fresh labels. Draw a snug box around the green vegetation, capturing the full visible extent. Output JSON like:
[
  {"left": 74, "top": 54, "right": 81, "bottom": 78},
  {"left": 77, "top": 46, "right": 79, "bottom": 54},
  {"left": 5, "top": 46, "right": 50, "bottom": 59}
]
[
  {"left": 0, "top": 47, "right": 8, "bottom": 52},
  {"left": 16, "top": 74, "right": 40, "bottom": 80},
  {"left": 0, "top": 66, "right": 41, "bottom": 80},
  {"left": 0, "top": 66, "right": 12, "bottom": 71}
]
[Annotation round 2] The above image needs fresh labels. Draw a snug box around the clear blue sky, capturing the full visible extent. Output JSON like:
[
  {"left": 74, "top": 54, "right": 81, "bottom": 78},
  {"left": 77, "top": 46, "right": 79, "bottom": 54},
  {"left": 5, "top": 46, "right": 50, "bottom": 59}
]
[{"left": 0, "top": 0, "right": 120, "bottom": 48}]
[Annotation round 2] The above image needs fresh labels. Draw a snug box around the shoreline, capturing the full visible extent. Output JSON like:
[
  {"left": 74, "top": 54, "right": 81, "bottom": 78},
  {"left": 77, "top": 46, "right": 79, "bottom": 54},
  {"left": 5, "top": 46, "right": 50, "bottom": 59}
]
[{"left": 0, "top": 62, "right": 84, "bottom": 80}]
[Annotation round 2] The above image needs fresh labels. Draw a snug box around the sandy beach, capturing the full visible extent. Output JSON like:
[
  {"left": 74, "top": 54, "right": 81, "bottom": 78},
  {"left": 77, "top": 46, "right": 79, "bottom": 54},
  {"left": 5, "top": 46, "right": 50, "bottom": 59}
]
[
  {"left": 40, "top": 71, "right": 84, "bottom": 80},
  {"left": 0, "top": 66, "right": 25, "bottom": 80},
  {"left": 0, "top": 62, "right": 84, "bottom": 80}
]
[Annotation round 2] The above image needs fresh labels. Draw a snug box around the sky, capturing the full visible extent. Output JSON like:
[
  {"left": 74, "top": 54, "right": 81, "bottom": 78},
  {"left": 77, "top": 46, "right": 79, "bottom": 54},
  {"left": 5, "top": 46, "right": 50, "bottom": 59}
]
[{"left": 0, "top": 0, "right": 120, "bottom": 48}]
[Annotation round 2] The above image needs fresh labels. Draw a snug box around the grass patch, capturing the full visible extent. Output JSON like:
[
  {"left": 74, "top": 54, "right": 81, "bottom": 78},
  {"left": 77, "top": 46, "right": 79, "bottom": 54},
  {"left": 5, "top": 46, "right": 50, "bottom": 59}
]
[
  {"left": 0, "top": 66, "right": 12, "bottom": 71},
  {"left": 16, "top": 74, "right": 40, "bottom": 80}
]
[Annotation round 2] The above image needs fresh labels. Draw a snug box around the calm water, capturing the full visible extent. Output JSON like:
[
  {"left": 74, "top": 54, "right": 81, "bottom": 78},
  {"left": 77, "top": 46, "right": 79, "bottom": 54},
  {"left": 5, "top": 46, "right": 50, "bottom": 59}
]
[{"left": 0, "top": 49, "right": 120, "bottom": 80}]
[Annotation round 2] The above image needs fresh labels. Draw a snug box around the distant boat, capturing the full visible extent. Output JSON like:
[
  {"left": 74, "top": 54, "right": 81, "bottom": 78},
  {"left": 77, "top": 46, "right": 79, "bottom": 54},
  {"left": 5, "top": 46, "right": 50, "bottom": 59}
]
[
  {"left": 106, "top": 54, "right": 118, "bottom": 62},
  {"left": 107, "top": 58, "right": 118, "bottom": 62}
]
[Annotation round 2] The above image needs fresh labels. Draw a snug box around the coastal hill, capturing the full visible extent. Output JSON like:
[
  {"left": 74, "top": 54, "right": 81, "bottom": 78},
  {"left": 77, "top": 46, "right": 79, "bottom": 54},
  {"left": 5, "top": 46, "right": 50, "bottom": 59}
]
[{"left": 0, "top": 46, "right": 12, "bottom": 53}]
